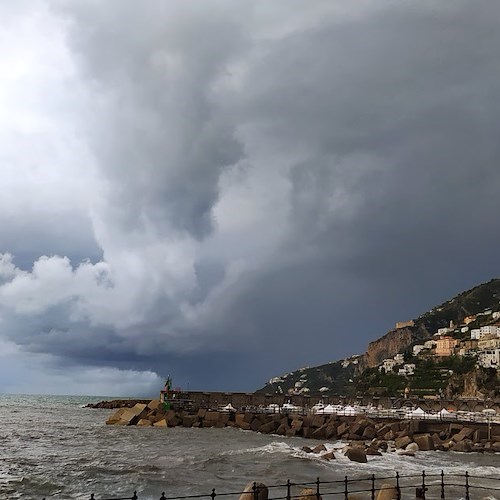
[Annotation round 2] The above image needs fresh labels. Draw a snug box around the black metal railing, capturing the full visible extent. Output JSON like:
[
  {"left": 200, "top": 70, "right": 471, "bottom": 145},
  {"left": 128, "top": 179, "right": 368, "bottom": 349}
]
[{"left": 40, "top": 470, "right": 500, "bottom": 499}]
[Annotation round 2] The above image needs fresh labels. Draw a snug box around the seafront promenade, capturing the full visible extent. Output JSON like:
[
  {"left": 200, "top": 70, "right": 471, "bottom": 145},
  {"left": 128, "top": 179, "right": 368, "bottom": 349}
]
[
  {"left": 88, "top": 391, "right": 500, "bottom": 416},
  {"left": 180, "top": 391, "right": 500, "bottom": 413}
]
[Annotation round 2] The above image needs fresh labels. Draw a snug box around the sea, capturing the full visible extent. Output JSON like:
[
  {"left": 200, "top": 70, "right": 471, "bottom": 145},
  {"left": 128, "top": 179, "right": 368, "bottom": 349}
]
[{"left": 0, "top": 394, "right": 499, "bottom": 500}]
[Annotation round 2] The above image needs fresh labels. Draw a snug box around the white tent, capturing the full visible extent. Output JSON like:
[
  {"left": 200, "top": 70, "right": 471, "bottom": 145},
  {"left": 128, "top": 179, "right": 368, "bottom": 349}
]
[
  {"left": 322, "top": 404, "right": 336, "bottom": 414},
  {"left": 341, "top": 405, "right": 357, "bottom": 416},
  {"left": 222, "top": 403, "right": 236, "bottom": 412},
  {"left": 409, "top": 407, "right": 426, "bottom": 418}
]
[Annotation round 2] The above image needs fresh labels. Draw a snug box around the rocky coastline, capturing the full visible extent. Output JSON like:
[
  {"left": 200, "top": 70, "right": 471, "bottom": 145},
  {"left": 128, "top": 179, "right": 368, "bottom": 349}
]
[{"left": 102, "top": 400, "right": 500, "bottom": 458}]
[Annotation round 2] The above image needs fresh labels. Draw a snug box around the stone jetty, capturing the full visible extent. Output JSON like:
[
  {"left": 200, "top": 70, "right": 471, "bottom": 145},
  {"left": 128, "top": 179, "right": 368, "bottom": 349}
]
[
  {"left": 104, "top": 400, "right": 500, "bottom": 456},
  {"left": 86, "top": 399, "right": 150, "bottom": 409}
]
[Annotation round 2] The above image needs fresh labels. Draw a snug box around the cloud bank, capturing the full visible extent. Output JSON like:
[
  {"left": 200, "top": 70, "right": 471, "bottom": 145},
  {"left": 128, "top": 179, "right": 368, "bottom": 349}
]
[{"left": 1, "top": 0, "right": 500, "bottom": 394}]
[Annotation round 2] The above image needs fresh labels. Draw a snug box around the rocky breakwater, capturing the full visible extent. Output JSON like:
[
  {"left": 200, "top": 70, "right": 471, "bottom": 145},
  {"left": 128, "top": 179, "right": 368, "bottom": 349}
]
[
  {"left": 86, "top": 399, "right": 151, "bottom": 409},
  {"left": 105, "top": 401, "right": 500, "bottom": 457}
]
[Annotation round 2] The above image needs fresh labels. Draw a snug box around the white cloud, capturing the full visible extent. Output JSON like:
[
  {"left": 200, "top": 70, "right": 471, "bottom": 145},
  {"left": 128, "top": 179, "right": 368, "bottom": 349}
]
[{"left": 0, "top": 347, "right": 162, "bottom": 396}]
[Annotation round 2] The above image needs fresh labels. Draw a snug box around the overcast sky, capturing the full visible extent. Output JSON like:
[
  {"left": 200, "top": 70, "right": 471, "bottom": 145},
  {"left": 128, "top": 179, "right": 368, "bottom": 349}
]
[{"left": 1, "top": 0, "right": 499, "bottom": 396}]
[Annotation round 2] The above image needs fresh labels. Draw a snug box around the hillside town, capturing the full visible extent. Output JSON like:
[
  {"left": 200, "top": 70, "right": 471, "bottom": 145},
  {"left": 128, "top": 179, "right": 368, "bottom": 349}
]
[{"left": 380, "top": 310, "right": 500, "bottom": 377}]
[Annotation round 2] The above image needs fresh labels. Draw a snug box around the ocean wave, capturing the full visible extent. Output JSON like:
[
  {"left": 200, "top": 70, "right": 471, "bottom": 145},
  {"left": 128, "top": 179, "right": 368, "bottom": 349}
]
[{"left": 220, "top": 440, "right": 296, "bottom": 457}]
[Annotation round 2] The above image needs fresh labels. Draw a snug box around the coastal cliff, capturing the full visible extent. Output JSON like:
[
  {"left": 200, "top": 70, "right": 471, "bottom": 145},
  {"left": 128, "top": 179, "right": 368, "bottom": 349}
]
[{"left": 361, "top": 327, "right": 415, "bottom": 370}]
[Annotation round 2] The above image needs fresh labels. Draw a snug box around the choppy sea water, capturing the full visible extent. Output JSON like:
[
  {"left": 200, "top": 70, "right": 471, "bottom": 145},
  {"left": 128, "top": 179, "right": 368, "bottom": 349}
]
[{"left": 0, "top": 394, "right": 499, "bottom": 500}]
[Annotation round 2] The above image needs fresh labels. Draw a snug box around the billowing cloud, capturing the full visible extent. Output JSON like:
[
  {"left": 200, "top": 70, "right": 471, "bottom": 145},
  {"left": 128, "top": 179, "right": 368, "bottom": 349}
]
[{"left": 1, "top": 0, "right": 500, "bottom": 394}]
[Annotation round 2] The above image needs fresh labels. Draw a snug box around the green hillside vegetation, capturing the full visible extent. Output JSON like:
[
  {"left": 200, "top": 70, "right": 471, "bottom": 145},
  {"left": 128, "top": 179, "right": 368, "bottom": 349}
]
[
  {"left": 257, "top": 278, "right": 500, "bottom": 397},
  {"left": 354, "top": 356, "right": 477, "bottom": 397},
  {"left": 416, "top": 278, "right": 500, "bottom": 333},
  {"left": 256, "top": 359, "right": 357, "bottom": 396}
]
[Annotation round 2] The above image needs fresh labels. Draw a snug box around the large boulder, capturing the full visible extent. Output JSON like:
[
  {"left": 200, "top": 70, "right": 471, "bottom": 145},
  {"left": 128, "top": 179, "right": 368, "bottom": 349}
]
[
  {"left": 302, "top": 427, "right": 314, "bottom": 438},
  {"left": 239, "top": 482, "right": 268, "bottom": 500},
  {"left": 431, "top": 433, "right": 444, "bottom": 446},
  {"left": 345, "top": 446, "right": 367, "bottom": 463},
  {"left": 321, "top": 451, "right": 336, "bottom": 460},
  {"left": 452, "top": 427, "right": 474, "bottom": 442},
  {"left": 113, "top": 404, "right": 147, "bottom": 426},
  {"left": 243, "top": 412, "right": 255, "bottom": 423},
  {"left": 297, "top": 488, "right": 321, "bottom": 500},
  {"left": 258, "top": 421, "right": 278, "bottom": 434},
  {"left": 147, "top": 399, "right": 160, "bottom": 411},
  {"left": 336, "top": 422, "right": 350, "bottom": 436},
  {"left": 383, "top": 430, "right": 396, "bottom": 441},
  {"left": 312, "top": 444, "right": 327, "bottom": 454},
  {"left": 376, "top": 424, "right": 393, "bottom": 437},
  {"left": 311, "top": 425, "right": 327, "bottom": 440},
  {"left": 106, "top": 408, "right": 127, "bottom": 425},
  {"left": 204, "top": 411, "right": 221, "bottom": 426},
  {"left": 311, "top": 415, "right": 325, "bottom": 428},
  {"left": 452, "top": 440, "right": 473, "bottom": 453},
  {"left": 395, "top": 435, "right": 412, "bottom": 449},
  {"left": 376, "top": 484, "right": 399, "bottom": 500},
  {"left": 182, "top": 415, "right": 198, "bottom": 427},
  {"left": 275, "top": 423, "right": 288, "bottom": 435},
  {"left": 349, "top": 423, "right": 364, "bottom": 436},
  {"left": 405, "top": 442, "right": 419, "bottom": 453},
  {"left": 130, "top": 403, "right": 147, "bottom": 415},
  {"left": 362, "top": 426, "right": 377, "bottom": 440},
  {"left": 153, "top": 419, "right": 167, "bottom": 427},
  {"left": 250, "top": 418, "right": 261, "bottom": 432},
  {"left": 413, "top": 434, "right": 434, "bottom": 451},
  {"left": 168, "top": 417, "right": 181, "bottom": 427}
]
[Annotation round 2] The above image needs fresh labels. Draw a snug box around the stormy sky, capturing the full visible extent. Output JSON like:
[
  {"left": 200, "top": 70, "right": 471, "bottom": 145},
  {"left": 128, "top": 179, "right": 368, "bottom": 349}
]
[{"left": 1, "top": 0, "right": 500, "bottom": 396}]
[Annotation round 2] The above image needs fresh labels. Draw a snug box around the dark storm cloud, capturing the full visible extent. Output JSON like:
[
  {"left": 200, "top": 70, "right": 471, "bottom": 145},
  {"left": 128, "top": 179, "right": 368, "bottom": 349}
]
[
  {"left": 1, "top": 0, "right": 500, "bottom": 393},
  {"left": 57, "top": 0, "right": 249, "bottom": 238}
]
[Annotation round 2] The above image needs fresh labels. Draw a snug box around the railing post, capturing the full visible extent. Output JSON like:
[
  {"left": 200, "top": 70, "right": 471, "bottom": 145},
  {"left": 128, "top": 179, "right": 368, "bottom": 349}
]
[
  {"left": 316, "top": 477, "right": 320, "bottom": 499},
  {"left": 253, "top": 481, "right": 258, "bottom": 500},
  {"left": 211, "top": 488, "right": 216, "bottom": 500},
  {"left": 160, "top": 492, "right": 167, "bottom": 500},
  {"left": 395, "top": 472, "right": 401, "bottom": 500},
  {"left": 465, "top": 471, "right": 470, "bottom": 500},
  {"left": 421, "top": 471, "right": 426, "bottom": 500},
  {"left": 344, "top": 475, "right": 349, "bottom": 499},
  {"left": 371, "top": 474, "right": 376, "bottom": 500},
  {"left": 90, "top": 495, "right": 95, "bottom": 500},
  {"left": 440, "top": 470, "right": 445, "bottom": 499},
  {"left": 286, "top": 479, "right": 291, "bottom": 500},
  {"left": 132, "top": 491, "right": 138, "bottom": 500}
]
